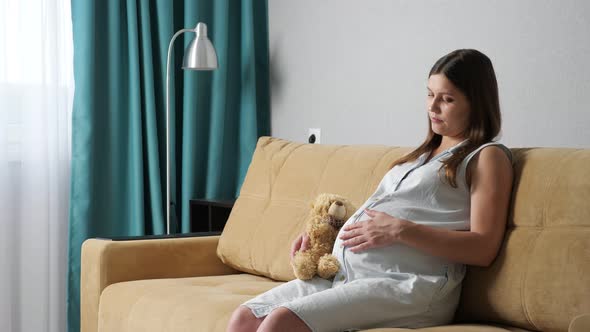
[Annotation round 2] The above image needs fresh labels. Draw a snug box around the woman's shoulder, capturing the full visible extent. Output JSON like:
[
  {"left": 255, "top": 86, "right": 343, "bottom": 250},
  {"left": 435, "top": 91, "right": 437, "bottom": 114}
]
[
  {"left": 474, "top": 145, "right": 513, "bottom": 167},
  {"left": 464, "top": 143, "right": 513, "bottom": 187},
  {"left": 465, "top": 143, "right": 513, "bottom": 186},
  {"left": 464, "top": 142, "right": 513, "bottom": 166}
]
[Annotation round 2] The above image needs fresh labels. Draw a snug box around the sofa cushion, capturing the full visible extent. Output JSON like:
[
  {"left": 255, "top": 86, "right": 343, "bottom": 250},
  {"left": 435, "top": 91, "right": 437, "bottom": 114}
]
[
  {"left": 455, "top": 148, "right": 590, "bottom": 331},
  {"left": 97, "top": 273, "right": 535, "bottom": 332},
  {"left": 98, "top": 274, "right": 282, "bottom": 332},
  {"left": 364, "top": 326, "right": 533, "bottom": 332},
  {"left": 217, "top": 137, "right": 410, "bottom": 281}
]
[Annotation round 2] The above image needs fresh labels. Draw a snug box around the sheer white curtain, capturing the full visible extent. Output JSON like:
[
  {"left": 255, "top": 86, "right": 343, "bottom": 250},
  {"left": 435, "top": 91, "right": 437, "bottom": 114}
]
[{"left": 0, "top": 0, "right": 73, "bottom": 331}]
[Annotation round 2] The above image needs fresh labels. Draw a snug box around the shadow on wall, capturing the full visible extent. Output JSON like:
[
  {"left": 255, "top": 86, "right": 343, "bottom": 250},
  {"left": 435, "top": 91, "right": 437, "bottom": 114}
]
[{"left": 269, "top": 37, "right": 284, "bottom": 104}]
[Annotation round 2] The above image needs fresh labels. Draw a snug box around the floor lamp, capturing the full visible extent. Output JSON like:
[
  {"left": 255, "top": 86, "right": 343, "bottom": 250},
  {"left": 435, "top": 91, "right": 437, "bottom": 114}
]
[{"left": 166, "top": 22, "right": 218, "bottom": 234}]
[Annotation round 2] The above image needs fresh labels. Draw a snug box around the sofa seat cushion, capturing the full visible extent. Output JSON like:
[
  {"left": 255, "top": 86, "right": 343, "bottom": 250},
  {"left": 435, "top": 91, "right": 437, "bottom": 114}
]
[
  {"left": 97, "top": 274, "right": 282, "bottom": 332},
  {"left": 365, "top": 325, "right": 533, "bottom": 331},
  {"left": 97, "top": 273, "right": 535, "bottom": 332}
]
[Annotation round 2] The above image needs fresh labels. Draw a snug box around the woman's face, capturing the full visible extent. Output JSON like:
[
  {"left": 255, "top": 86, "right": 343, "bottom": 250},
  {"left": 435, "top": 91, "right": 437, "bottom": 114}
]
[{"left": 426, "top": 74, "right": 471, "bottom": 140}]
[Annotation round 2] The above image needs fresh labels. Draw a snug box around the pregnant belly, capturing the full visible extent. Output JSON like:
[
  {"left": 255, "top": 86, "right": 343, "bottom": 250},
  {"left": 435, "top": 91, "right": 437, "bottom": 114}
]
[
  {"left": 341, "top": 243, "right": 450, "bottom": 280},
  {"left": 331, "top": 201, "right": 457, "bottom": 280}
]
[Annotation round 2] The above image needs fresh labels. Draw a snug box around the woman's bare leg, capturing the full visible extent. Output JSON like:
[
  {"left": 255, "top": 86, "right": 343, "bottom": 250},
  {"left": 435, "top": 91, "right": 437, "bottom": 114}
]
[
  {"left": 226, "top": 306, "right": 265, "bottom": 332},
  {"left": 257, "top": 307, "right": 311, "bottom": 332}
]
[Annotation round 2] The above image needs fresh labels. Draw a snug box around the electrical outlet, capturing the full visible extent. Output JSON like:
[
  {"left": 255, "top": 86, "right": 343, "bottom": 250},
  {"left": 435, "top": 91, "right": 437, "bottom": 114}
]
[{"left": 308, "top": 128, "right": 321, "bottom": 144}]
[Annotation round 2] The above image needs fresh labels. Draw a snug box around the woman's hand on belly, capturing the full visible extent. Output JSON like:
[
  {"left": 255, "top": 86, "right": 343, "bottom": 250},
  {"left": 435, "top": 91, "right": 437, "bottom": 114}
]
[{"left": 339, "top": 209, "right": 411, "bottom": 253}]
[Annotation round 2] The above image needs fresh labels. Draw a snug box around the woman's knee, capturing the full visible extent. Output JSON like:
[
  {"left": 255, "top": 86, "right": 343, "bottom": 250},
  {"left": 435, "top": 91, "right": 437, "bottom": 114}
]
[
  {"left": 258, "top": 307, "right": 311, "bottom": 332},
  {"left": 226, "top": 306, "right": 263, "bottom": 332}
]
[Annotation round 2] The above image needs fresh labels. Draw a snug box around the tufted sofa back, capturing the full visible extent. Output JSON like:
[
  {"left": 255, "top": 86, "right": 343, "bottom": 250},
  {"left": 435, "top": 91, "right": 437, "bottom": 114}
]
[
  {"left": 217, "top": 136, "right": 590, "bottom": 331},
  {"left": 455, "top": 146, "right": 590, "bottom": 331}
]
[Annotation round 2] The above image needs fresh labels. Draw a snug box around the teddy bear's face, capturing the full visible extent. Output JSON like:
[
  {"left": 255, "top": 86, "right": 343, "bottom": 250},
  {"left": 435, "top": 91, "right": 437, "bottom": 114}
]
[{"left": 322, "top": 200, "right": 347, "bottom": 230}]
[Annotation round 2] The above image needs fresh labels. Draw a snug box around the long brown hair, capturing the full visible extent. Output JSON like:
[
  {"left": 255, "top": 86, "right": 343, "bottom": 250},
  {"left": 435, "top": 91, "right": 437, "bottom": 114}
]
[{"left": 390, "top": 49, "right": 502, "bottom": 188}]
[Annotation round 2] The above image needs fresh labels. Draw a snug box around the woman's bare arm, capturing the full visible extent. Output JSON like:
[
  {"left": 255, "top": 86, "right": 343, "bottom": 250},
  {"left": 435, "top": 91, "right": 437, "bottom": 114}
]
[{"left": 397, "top": 146, "right": 514, "bottom": 266}]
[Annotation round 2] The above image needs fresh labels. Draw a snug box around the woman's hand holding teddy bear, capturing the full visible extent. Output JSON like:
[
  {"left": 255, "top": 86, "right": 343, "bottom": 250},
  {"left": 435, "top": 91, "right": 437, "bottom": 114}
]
[{"left": 290, "top": 232, "right": 310, "bottom": 260}]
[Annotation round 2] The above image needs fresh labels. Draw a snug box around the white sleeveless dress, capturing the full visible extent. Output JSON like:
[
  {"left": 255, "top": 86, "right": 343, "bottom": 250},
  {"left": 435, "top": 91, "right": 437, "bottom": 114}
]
[{"left": 242, "top": 140, "right": 513, "bottom": 332}]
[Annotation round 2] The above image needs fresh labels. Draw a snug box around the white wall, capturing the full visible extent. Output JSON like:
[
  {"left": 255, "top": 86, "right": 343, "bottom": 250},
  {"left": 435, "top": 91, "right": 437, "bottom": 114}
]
[{"left": 268, "top": 0, "right": 590, "bottom": 148}]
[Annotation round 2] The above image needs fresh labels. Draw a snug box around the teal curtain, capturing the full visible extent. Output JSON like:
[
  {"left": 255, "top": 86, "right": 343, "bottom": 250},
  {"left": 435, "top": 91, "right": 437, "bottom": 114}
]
[{"left": 67, "top": 0, "right": 270, "bottom": 331}]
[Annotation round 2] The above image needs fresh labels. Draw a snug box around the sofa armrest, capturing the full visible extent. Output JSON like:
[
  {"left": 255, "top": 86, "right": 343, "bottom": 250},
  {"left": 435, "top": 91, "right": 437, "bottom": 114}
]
[
  {"left": 569, "top": 313, "right": 590, "bottom": 332},
  {"left": 81, "top": 235, "right": 238, "bottom": 332}
]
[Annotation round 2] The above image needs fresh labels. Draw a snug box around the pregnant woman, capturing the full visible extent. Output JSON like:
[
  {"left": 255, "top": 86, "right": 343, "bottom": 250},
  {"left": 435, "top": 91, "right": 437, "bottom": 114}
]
[{"left": 226, "top": 48, "right": 514, "bottom": 332}]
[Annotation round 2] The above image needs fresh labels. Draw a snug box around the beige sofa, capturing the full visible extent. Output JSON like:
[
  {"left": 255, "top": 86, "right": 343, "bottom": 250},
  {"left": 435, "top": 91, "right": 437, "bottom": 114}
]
[{"left": 81, "top": 136, "right": 590, "bottom": 332}]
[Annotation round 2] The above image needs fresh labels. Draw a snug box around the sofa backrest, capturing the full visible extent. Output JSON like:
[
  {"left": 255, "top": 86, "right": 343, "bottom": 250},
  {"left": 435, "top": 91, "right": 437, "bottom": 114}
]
[
  {"left": 218, "top": 137, "right": 408, "bottom": 279},
  {"left": 217, "top": 136, "right": 590, "bottom": 331},
  {"left": 454, "top": 147, "right": 590, "bottom": 331}
]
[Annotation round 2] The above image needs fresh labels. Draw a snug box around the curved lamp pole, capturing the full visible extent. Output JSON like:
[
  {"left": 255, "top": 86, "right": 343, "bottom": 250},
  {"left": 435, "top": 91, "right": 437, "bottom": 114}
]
[{"left": 166, "top": 22, "right": 218, "bottom": 234}]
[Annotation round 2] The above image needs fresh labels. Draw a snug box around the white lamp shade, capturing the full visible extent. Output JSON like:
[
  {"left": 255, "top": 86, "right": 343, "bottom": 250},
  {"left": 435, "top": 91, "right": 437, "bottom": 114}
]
[{"left": 182, "top": 23, "right": 218, "bottom": 70}]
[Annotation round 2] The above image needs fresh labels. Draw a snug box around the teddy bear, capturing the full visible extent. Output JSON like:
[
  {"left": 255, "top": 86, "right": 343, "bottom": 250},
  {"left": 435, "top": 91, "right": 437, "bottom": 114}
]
[{"left": 291, "top": 193, "right": 356, "bottom": 280}]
